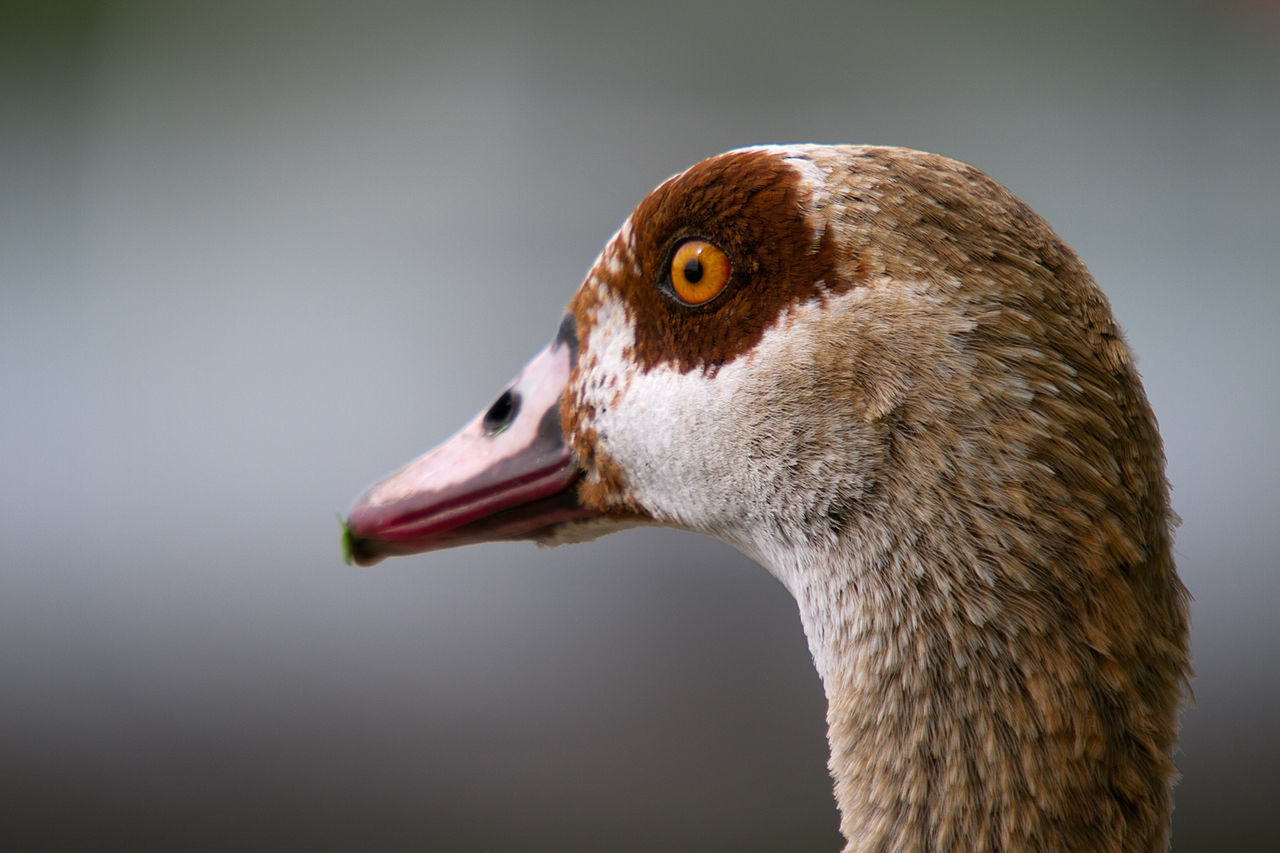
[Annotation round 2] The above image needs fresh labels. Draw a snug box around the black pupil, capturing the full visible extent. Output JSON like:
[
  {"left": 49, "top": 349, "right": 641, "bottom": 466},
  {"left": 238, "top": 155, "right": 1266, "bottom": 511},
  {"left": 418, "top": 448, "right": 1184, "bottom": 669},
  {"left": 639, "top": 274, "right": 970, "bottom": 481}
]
[
  {"left": 482, "top": 389, "right": 520, "bottom": 434},
  {"left": 682, "top": 257, "right": 703, "bottom": 284}
]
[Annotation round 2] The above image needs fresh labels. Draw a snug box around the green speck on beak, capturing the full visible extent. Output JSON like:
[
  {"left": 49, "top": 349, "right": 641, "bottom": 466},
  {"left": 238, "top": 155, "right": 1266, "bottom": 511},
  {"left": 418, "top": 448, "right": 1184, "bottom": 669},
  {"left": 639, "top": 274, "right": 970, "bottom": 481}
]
[{"left": 338, "top": 514, "right": 356, "bottom": 566}]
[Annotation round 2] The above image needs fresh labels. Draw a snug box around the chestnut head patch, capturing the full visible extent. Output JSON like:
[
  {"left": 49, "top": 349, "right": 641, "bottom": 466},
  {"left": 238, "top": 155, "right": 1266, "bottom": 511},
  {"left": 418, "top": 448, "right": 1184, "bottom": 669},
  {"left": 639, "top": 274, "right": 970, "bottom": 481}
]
[{"left": 575, "top": 149, "right": 856, "bottom": 375}]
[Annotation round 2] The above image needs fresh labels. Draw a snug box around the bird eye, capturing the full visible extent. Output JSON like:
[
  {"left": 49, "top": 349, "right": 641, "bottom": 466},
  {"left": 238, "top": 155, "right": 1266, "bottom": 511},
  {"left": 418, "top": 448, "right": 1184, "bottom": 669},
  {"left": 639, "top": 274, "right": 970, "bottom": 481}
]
[{"left": 668, "top": 239, "right": 731, "bottom": 306}]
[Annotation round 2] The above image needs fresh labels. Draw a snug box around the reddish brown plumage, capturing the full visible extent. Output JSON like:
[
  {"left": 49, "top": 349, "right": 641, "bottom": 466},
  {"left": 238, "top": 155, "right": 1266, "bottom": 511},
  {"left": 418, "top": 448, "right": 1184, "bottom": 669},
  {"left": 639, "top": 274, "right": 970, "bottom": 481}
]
[{"left": 572, "top": 149, "right": 860, "bottom": 376}]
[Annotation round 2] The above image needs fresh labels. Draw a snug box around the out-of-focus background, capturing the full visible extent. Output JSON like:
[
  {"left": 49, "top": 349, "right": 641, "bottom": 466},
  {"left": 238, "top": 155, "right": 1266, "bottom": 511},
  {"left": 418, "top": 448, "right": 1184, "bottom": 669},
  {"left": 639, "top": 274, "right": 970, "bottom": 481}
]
[{"left": 3, "top": 1, "right": 1276, "bottom": 850}]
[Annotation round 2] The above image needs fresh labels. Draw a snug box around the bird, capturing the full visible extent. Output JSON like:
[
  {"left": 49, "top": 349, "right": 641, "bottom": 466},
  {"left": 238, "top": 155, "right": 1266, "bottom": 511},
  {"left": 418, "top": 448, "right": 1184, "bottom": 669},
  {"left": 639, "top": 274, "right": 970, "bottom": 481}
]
[{"left": 343, "top": 145, "right": 1190, "bottom": 852}]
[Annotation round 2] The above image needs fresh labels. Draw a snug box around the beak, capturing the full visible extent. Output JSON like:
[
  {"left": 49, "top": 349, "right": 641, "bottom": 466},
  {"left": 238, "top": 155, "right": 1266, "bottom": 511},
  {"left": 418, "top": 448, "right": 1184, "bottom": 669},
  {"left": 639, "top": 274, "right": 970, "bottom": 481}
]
[{"left": 343, "top": 316, "right": 597, "bottom": 566}]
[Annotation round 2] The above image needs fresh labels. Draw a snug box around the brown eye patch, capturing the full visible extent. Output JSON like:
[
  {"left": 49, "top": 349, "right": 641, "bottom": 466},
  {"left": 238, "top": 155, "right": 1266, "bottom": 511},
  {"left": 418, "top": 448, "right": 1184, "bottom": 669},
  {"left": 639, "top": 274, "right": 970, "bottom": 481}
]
[{"left": 589, "top": 149, "right": 855, "bottom": 375}]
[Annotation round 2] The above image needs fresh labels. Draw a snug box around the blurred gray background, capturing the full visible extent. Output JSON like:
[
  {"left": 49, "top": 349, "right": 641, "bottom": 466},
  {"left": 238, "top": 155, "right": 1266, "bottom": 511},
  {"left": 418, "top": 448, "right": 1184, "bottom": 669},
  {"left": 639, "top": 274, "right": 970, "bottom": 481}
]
[{"left": 3, "top": 1, "right": 1276, "bottom": 850}]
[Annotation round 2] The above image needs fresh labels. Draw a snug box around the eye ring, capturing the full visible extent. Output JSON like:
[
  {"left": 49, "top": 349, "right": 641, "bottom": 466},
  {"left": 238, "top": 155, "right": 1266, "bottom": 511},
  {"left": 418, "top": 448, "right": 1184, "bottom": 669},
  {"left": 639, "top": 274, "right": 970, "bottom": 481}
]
[{"left": 666, "top": 239, "right": 731, "bottom": 306}]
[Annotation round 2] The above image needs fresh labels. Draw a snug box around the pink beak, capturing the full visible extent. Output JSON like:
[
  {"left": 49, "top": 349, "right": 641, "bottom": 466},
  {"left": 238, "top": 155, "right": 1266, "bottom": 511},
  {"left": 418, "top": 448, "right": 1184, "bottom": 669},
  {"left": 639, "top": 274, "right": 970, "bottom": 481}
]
[{"left": 343, "top": 317, "right": 597, "bottom": 566}]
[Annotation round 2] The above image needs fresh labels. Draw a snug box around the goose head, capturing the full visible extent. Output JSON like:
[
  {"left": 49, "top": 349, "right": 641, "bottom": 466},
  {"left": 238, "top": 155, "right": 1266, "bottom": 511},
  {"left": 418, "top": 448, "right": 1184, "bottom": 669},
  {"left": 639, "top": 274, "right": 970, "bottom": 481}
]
[{"left": 344, "top": 145, "right": 1189, "bottom": 852}]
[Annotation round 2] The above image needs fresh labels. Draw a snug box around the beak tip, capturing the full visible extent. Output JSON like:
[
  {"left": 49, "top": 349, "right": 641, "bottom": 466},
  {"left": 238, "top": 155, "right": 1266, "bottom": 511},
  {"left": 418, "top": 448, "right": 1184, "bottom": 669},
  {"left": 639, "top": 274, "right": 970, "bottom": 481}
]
[
  {"left": 338, "top": 513, "right": 373, "bottom": 567},
  {"left": 338, "top": 514, "right": 356, "bottom": 565},
  {"left": 340, "top": 508, "right": 394, "bottom": 567}
]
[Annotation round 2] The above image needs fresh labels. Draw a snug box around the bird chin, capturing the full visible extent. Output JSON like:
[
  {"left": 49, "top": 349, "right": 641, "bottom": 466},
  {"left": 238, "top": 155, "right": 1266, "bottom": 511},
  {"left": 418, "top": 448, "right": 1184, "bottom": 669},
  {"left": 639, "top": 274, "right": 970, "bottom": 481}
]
[{"left": 531, "top": 514, "right": 648, "bottom": 549}]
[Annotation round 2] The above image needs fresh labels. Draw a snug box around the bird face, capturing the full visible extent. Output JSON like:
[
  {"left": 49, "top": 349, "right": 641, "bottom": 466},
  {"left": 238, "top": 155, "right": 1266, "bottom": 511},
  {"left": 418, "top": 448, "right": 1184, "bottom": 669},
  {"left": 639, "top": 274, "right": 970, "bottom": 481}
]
[
  {"left": 343, "top": 143, "right": 1080, "bottom": 571},
  {"left": 343, "top": 145, "right": 887, "bottom": 566}
]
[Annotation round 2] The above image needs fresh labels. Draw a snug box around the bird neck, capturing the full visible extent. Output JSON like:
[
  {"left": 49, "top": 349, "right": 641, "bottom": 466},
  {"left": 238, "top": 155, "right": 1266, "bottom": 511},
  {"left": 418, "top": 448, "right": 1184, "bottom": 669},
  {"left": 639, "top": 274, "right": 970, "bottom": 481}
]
[{"left": 762, "top": 527, "right": 1181, "bottom": 853}]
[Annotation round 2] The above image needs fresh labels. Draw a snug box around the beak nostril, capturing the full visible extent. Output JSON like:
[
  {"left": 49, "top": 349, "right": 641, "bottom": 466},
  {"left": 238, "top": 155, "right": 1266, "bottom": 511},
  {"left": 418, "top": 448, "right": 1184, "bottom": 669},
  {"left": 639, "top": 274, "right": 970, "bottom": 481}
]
[{"left": 482, "top": 388, "right": 521, "bottom": 435}]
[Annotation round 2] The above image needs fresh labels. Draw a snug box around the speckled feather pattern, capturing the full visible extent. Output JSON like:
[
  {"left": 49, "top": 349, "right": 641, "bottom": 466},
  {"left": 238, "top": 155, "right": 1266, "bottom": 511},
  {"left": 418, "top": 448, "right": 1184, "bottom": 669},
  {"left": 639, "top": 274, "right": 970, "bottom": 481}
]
[{"left": 552, "top": 146, "right": 1189, "bottom": 852}]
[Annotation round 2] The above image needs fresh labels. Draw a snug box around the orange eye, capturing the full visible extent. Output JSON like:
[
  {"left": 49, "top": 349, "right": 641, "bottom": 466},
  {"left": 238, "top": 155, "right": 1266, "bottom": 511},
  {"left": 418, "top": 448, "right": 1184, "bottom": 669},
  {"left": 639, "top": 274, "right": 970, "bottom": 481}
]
[{"left": 669, "top": 239, "right": 731, "bottom": 306}]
